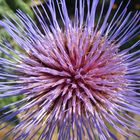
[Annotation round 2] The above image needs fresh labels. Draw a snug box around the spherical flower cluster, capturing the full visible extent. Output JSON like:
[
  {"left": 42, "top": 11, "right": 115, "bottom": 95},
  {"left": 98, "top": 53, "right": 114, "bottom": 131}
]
[{"left": 0, "top": 0, "right": 140, "bottom": 140}]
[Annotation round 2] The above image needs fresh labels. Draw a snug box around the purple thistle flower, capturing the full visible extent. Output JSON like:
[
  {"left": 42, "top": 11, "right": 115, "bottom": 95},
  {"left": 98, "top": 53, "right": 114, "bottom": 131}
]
[{"left": 0, "top": 0, "right": 140, "bottom": 139}]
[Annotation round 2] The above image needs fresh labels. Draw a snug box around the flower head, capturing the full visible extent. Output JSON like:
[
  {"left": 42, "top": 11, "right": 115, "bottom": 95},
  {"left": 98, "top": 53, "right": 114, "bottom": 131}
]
[{"left": 0, "top": 0, "right": 140, "bottom": 139}]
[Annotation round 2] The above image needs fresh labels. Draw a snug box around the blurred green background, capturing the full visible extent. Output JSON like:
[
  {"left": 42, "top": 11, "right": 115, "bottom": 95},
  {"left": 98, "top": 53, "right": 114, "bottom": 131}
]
[{"left": 0, "top": 0, "right": 140, "bottom": 139}]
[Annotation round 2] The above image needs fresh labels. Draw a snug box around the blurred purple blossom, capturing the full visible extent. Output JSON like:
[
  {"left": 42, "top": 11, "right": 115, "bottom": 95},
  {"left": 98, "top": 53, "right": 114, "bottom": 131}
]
[{"left": 0, "top": 0, "right": 140, "bottom": 140}]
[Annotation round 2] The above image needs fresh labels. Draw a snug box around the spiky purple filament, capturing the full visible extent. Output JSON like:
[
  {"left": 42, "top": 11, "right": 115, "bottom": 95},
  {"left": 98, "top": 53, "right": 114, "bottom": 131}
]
[{"left": 0, "top": 0, "right": 140, "bottom": 140}]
